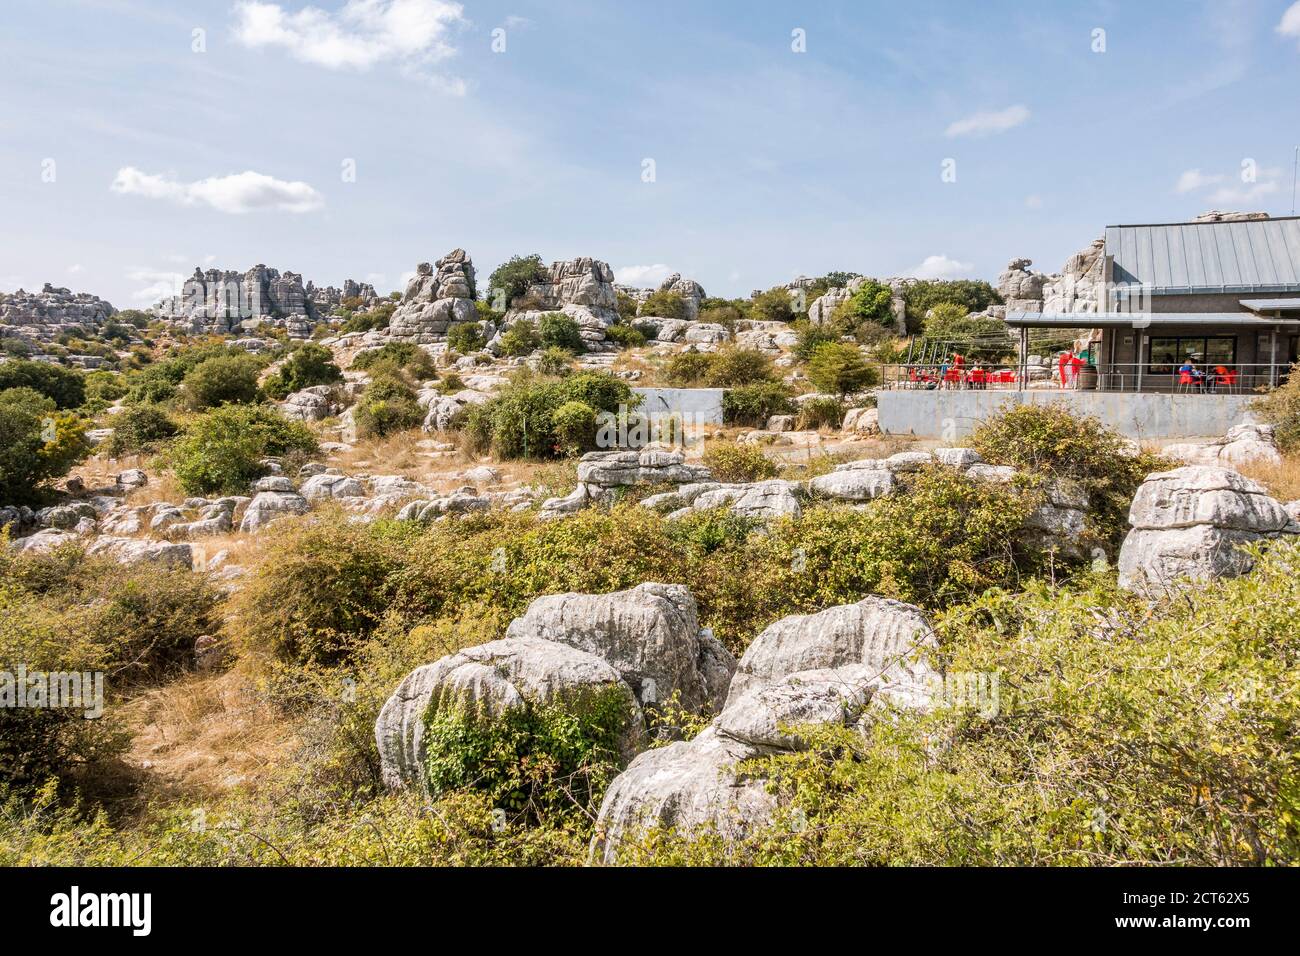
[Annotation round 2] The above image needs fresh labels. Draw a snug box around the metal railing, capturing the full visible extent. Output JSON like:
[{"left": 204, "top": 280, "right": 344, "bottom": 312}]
[{"left": 878, "top": 363, "right": 1288, "bottom": 394}]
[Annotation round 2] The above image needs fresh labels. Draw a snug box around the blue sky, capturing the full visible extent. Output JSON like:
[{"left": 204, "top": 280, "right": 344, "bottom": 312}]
[{"left": 2, "top": 0, "right": 1300, "bottom": 308}]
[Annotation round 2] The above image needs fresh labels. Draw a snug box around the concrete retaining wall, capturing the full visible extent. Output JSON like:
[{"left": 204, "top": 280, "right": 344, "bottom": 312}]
[
  {"left": 877, "top": 390, "right": 1257, "bottom": 441},
  {"left": 633, "top": 387, "right": 726, "bottom": 425}
]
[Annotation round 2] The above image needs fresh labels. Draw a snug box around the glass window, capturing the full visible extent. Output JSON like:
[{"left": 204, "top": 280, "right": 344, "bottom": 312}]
[{"left": 1148, "top": 335, "right": 1235, "bottom": 374}]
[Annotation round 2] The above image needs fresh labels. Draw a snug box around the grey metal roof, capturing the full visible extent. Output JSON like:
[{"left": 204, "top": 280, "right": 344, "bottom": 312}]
[
  {"left": 1105, "top": 217, "right": 1300, "bottom": 294},
  {"left": 1239, "top": 297, "right": 1300, "bottom": 313},
  {"left": 1004, "top": 311, "right": 1300, "bottom": 329}
]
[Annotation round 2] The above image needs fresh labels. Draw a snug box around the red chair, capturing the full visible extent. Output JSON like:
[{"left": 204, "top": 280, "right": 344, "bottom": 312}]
[
  {"left": 1214, "top": 366, "right": 1239, "bottom": 393},
  {"left": 943, "top": 368, "right": 965, "bottom": 388},
  {"left": 1176, "top": 371, "right": 1199, "bottom": 393}
]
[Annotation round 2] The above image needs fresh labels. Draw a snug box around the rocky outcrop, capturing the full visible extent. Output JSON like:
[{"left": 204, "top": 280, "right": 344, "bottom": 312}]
[
  {"left": 592, "top": 596, "right": 940, "bottom": 862},
  {"left": 502, "top": 257, "right": 620, "bottom": 349},
  {"left": 0, "top": 283, "right": 116, "bottom": 345},
  {"left": 387, "top": 250, "right": 479, "bottom": 344},
  {"left": 1162, "top": 423, "right": 1282, "bottom": 469},
  {"left": 996, "top": 258, "right": 1047, "bottom": 314},
  {"left": 238, "top": 490, "right": 310, "bottom": 533},
  {"left": 155, "top": 264, "right": 375, "bottom": 338},
  {"left": 536, "top": 449, "right": 713, "bottom": 519},
  {"left": 376, "top": 583, "right": 737, "bottom": 792},
  {"left": 376, "top": 635, "right": 645, "bottom": 791},
  {"left": 1117, "top": 465, "right": 1296, "bottom": 596},
  {"left": 504, "top": 583, "right": 734, "bottom": 714},
  {"left": 655, "top": 274, "right": 707, "bottom": 322}
]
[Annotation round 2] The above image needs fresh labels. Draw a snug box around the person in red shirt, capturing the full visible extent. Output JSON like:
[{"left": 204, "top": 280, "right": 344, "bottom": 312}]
[
  {"left": 1058, "top": 350, "right": 1072, "bottom": 389},
  {"left": 1068, "top": 352, "right": 1085, "bottom": 388}
]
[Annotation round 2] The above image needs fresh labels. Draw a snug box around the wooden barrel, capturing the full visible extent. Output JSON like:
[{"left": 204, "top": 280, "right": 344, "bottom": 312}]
[{"left": 1078, "top": 365, "right": 1098, "bottom": 390}]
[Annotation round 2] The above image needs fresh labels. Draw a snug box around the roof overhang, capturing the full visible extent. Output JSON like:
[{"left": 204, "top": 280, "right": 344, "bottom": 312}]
[
  {"left": 1004, "top": 311, "right": 1300, "bottom": 329},
  {"left": 1239, "top": 298, "right": 1300, "bottom": 314}
]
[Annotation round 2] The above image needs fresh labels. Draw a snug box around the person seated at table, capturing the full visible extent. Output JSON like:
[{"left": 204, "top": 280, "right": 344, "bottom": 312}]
[{"left": 1178, "top": 358, "right": 1206, "bottom": 390}]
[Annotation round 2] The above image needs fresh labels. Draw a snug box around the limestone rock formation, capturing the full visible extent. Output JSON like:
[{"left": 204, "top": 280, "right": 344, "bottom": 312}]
[
  {"left": 155, "top": 265, "right": 378, "bottom": 337},
  {"left": 1117, "top": 465, "right": 1296, "bottom": 595},
  {"left": 387, "top": 250, "right": 479, "bottom": 344},
  {"left": 502, "top": 257, "right": 620, "bottom": 348},
  {"left": 655, "top": 274, "right": 707, "bottom": 321},
  {"left": 592, "top": 596, "right": 940, "bottom": 862},
  {"left": 504, "top": 583, "right": 735, "bottom": 713},
  {"left": 1162, "top": 423, "right": 1282, "bottom": 469},
  {"left": 376, "top": 635, "right": 645, "bottom": 791},
  {"left": 0, "top": 283, "right": 117, "bottom": 346},
  {"left": 997, "top": 258, "right": 1047, "bottom": 313}
]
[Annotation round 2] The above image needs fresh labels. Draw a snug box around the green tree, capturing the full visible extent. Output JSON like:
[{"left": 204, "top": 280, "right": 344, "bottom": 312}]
[
  {"left": 538, "top": 313, "right": 586, "bottom": 353},
  {"left": 263, "top": 343, "right": 343, "bottom": 400},
  {"left": 749, "top": 287, "right": 798, "bottom": 323},
  {"left": 903, "top": 279, "right": 1000, "bottom": 332},
  {"left": 179, "top": 354, "right": 262, "bottom": 409},
  {"left": 0, "top": 388, "right": 90, "bottom": 503},
  {"left": 487, "top": 254, "right": 548, "bottom": 309},
  {"left": 0, "top": 360, "right": 85, "bottom": 410},
  {"left": 168, "top": 404, "right": 317, "bottom": 495},
  {"left": 641, "top": 290, "right": 689, "bottom": 320},
  {"left": 805, "top": 342, "right": 877, "bottom": 396}
]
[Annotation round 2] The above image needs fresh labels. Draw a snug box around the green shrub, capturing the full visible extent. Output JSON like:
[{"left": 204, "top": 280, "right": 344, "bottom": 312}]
[
  {"left": 1250, "top": 365, "right": 1300, "bottom": 452},
  {"left": 168, "top": 404, "right": 317, "bottom": 495},
  {"left": 0, "top": 389, "right": 89, "bottom": 504},
  {"left": 262, "top": 343, "right": 343, "bottom": 400},
  {"left": 722, "top": 382, "right": 794, "bottom": 427},
  {"left": 702, "top": 546, "right": 1300, "bottom": 865},
  {"left": 462, "top": 373, "right": 634, "bottom": 460},
  {"left": 970, "top": 403, "right": 1169, "bottom": 553},
  {"left": 792, "top": 320, "right": 840, "bottom": 361},
  {"left": 749, "top": 287, "right": 797, "bottom": 324},
  {"left": 604, "top": 322, "right": 646, "bottom": 349},
  {"left": 497, "top": 319, "right": 540, "bottom": 357},
  {"left": 805, "top": 342, "right": 877, "bottom": 396},
  {"left": 0, "top": 549, "right": 221, "bottom": 795},
  {"left": 538, "top": 313, "right": 586, "bottom": 353},
  {"left": 0, "top": 360, "right": 85, "bottom": 410},
  {"left": 832, "top": 279, "right": 894, "bottom": 336},
  {"left": 535, "top": 347, "right": 575, "bottom": 376},
  {"left": 486, "top": 254, "right": 547, "bottom": 308},
  {"left": 105, "top": 404, "right": 178, "bottom": 457},
  {"left": 903, "top": 278, "right": 1000, "bottom": 333},
  {"left": 663, "top": 351, "right": 716, "bottom": 386},
  {"left": 921, "top": 303, "right": 1013, "bottom": 362},
  {"left": 701, "top": 442, "right": 778, "bottom": 482},
  {"left": 641, "top": 290, "right": 688, "bottom": 320},
  {"left": 179, "top": 354, "right": 262, "bottom": 409},
  {"left": 446, "top": 322, "right": 486, "bottom": 356},
  {"left": 355, "top": 373, "right": 424, "bottom": 439},
  {"left": 338, "top": 301, "right": 395, "bottom": 333},
  {"left": 423, "top": 685, "right": 634, "bottom": 819},
  {"left": 796, "top": 396, "right": 845, "bottom": 430},
  {"left": 350, "top": 342, "right": 436, "bottom": 380},
  {"left": 551, "top": 401, "right": 598, "bottom": 456},
  {"left": 231, "top": 516, "right": 408, "bottom": 668},
  {"left": 704, "top": 346, "right": 777, "bottom": 387},
  {"left": 80, "top": 371, "right": 127, "bottom": 414}
]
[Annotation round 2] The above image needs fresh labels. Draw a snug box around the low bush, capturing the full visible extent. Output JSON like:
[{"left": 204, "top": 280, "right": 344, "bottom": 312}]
[
  {"left": 497, "top": 319, "right": 540, "bottom": 357},
  {"left": 350, "top": 342, "right": 437, "bottom": 380},
  {"left": 538, "top": 313, "right": 586, "bottom": 354},
  {"left": 462, "top": 372, "right": 635, "bottom": 460},
  {"left": 354, "top": 373, "right": 424, "bottom": 439},
  {"left": 105, "top": 404, "right": 178, "bottom": 457},
  {"left": 262, "top": 343, "right": 343, "bottom": 400},
  {"left": 0, "top": 360, "right": 85, "bottom": 410},
  {"left": 805, "top": 342, "right": 877, "bottom": 397},
  {"left": 168, "top": 404, "right": 317, "bottom": 496},
  {"left": 704, "top": 346, "right": 777, "bottom": 388},
  {"left": 749, "top": 287, "right": 797, "bottom": 324},
  {"left": 722, "top": 382, "right": 794, "bottom": 427},
  {"left": 604, "top": 322, "right": 646, "bottom": 348},
  {"left": 179, "top": 354, "right": 263, "bottom": 410},
  {"left": 796, "top": 396, "right": 844, "bottom": 430},
  {"left": 970, "top": 403, "right": 1169, "bottom": 552},
  {"left": 0, "top": 388, "right": 89, "bottom": 504},
  {"left": 550, "top": 401, "right": 598, "bottom": 456},
  {"left": 641, "top": 290, "right": 688, "bottom": 320},
  {"left": 1251, "top": 365, "right": 1300, "bottom": 452},
  {"left": 663, "top": 351, "right": 715, "bottom": 386},
  {"left": 446, "top": 322, "right": 486, "bottom": 355},
  {"left": 701, "top": 442, "right": 778, "bottom": 482},
  {"left": 535, "top": 347, "right": 575, "bottom": 376}
]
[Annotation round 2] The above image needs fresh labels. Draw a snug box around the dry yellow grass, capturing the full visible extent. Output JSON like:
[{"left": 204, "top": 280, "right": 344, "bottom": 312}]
[
  {"left": 122, "top": 668, "right": 298, "bottom": 800},
  {"left": 1240, "top": 454, "right": 1300, "bottom": 503}
]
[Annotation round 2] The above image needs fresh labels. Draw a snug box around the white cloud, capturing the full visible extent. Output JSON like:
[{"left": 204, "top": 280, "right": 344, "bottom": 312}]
[
  {"left": 67, "top": 264, "right": 84, "bottom": 274},
  {"left": 1207, "top": 180, "right": 1281, "bottom": 204},
  {"left": 504, "top": 15, "right": 533, "bottom": 29},
  {"left": 905, "top": 255, "right": 974, "bottom": 280},
  {"left": 111, "top": 167, "right": 324, "bottom": 214},
  {"left": 233, "top": 0, "right": 467, "bottom": 91},
  {"left": 1278, "top": 2, "right": 1300, "bottom": 43},
  {"left": 126, "top": 268, "right": 186, "bottom": 304},
  {"left": 944, "top": 104, "right": 1029, "bottom": 138},
  {"left": 615, "top": 264, "right": 673, "bottom": 287},
  {"left": 1175, "top": 168, "right": 1225, "bottom": 193}
]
